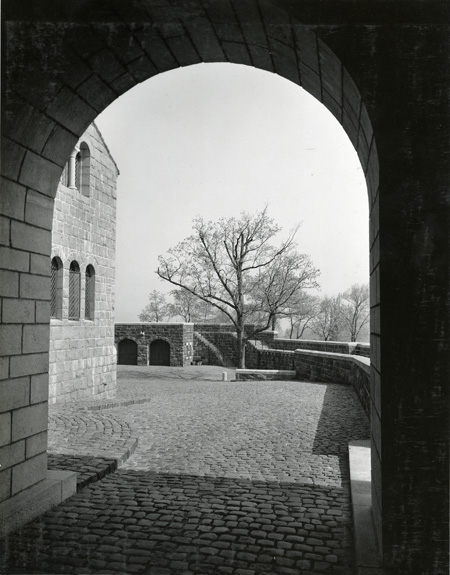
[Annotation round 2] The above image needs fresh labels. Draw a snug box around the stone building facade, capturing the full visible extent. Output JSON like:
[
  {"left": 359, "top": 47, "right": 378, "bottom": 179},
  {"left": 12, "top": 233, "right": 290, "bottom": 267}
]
[
  {"left": 49, "top": 123, "right": 119, "bottom": 404},
  {"left": 115, "top": 323, "right": 194, "bottom": 367}
]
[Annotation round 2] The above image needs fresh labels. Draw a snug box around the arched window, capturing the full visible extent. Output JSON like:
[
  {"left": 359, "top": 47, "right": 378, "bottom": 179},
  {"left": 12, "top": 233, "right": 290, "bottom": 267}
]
[
  {"left": 67, "top": 142, "right": 91, "bottom": 196},
  {"left": 78, "top": 142, "right": 91, "bottom": 197},
  {"left": 85, "top": 265, "right": 95, "bottom": 320},
  {"left": 50, "top": 257, "right": 63, "bottom": 319},
  {"left": 68, "top": 261, "right": 81, "bottom": 320}
]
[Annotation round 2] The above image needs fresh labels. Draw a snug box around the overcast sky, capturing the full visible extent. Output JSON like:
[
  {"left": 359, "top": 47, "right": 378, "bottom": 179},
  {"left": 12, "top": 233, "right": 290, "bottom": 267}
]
[{"left": 95, "top": 63, "right": 369, "bottom": 323}]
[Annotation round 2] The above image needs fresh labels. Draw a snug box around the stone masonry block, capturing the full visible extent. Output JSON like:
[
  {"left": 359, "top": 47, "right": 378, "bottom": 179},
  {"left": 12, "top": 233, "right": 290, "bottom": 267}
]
[
  {"left": 41, "top": 125, "right": 78, "bottom": 168},
  {"left": 77, "top": 74, "right": 118, "bottom": 114},
  {"left": 0, "top": 468, "right": 11, "bottom": 503},
  {"left": 36, "top": 302, "right": 51, "bottom": 324},
  {"left": 2, "top": 299, "right": 35, "bottom": 324},
  {"left": 166, "top": 35, "right": 201, "bottom": 67},
  {"left": 0, "top": 270, "right": 19, "bottom": 297},
  {"left": 0, "top": 178, "right": 27, "bottom": 221},
  {"left": 18, "top": 150, "right": 63, "bottom": 196},
  {"left": 25, "top": 190, "right": 55, "bottom": 231},
  {"left": 89, "top": 48, "right": 127, "bottom": 83},
  {"left": 23, "top": 325, "right": 50, "bottom": 354},
  {"left": 370, "top": 232, "right": 380, "bottom": 273},
  {"left": 0, "top": 412, "right": 11, "bottom": 447},
  {"left": 0, "top": 247, "right": 29, "bottom": 273},
  {"left": 31, "top": 373, "right": 49, "bottom": 404},
  {"left": 318, "top": 39, "right": 342, "bottom": 102},
  {"left": 26, "top": 431, "right": 47, "bottom": 459},
  {"left": 294, "top": 27, "right": 319, "bottom": 74},
  {"left": 0, "top": 440, "right": 25, "bottom": 470},
  {"left": 11, "top": 452, "right": 47, "bottom": 496},
  {"left": 45, "top": 87, "right": 97, "bottom": 137},
  {"left": 0, "top": 377, "right": 30, "bottom": 412},
  {"left": 343, "top": 67, "right": 361, "bottom": 120},
  {"left": 184, "top": 16, "right": 225, "bottom": 63},
  {"left": 10, "top": 353, "right": 49, "bottom": 379},
  {"left": 270, "top": 39, "right": 300, "bottom": 85},
  {"left": 0, "top": 216, "right": 10, "bottom": 246},
  {"left": 12, "top": 402, "right": 48, "bottom": 442},
  {"left": 30, "top": 254, "right": 51, "bottom": 277},
  {"left": 1, "top": 138, "right": 26, "bottom": 182},
  {"left": 20, "top": 274, "right": 51, "bottom": 300},
  {"left": 0, "top": 357, "right": 8, "bottom": 380},
  {"left": 0, "top": 325, "right": 22, "bottom": 356},
  {"left": 11, "top": 221, "right": 52, "bottom": 256}
]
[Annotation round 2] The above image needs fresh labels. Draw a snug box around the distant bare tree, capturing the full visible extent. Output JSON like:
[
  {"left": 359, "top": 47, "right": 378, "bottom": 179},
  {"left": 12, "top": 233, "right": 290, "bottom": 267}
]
[
  {"left": 167, "top": 289, "right": 217, "bottom": 322},
  {"left": 285, "top": 292, "right": 321, "bottom": 339},
  {"left": 341, "top": 283, "right": 370, "bottom": 341},
  {"left": 139, "top": 290, "right": 171, "bottom": 322},
  {"left": 310, "top": 295, "right": 344, "bottom": 341}
]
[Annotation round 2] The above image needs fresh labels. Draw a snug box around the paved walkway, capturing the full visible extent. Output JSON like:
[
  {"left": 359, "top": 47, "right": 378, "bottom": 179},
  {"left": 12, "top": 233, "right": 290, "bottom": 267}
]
[{"left": 0, "top": 366, "right": 370, "bottom": 575}]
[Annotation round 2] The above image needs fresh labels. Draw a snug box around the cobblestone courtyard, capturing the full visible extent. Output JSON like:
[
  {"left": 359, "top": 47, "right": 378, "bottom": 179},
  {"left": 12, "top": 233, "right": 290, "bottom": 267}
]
[{"left": 1, "top": 366, "right": 370, "bottom": 575}]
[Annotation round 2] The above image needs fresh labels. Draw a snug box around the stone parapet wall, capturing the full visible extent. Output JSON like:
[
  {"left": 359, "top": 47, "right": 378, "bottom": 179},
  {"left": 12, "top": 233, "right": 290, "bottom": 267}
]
[
  {"left": 294, "top": 350, "right": 371, "bottom": 420},
  {"left": 253, "top": 349, "right": 296, "bottom": 371},
  {"left": 49, "top": 123, "right": 118, "bottom": 404},
  {"left": 270, "top": 339, "right": 352, "bottom": 354}
]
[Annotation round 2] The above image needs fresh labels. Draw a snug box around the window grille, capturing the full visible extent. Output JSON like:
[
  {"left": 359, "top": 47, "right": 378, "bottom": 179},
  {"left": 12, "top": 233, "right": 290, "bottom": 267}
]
[
  {"left": 74, "top": 152, "right": 81, "bottom": 190},
  {"left": 69, "top": 261, "right": 81, "bottom": 320},
  {"left": 85, "top": 265, "right": 95, "bottom": 320},
  {"left": 51, "top": 259, "right": 58, "bottom": 318}
]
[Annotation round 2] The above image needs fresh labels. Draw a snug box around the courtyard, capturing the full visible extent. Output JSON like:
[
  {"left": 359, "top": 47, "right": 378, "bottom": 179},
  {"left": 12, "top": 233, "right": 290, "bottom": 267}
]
[{"left": 1, "top": 366, "right": 370, "bottom": 574}]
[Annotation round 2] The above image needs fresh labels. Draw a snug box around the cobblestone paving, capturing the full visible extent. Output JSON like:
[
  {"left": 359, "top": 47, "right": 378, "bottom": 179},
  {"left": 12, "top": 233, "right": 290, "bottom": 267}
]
[{"left": 0, "top": 366, "right": 370, "bottom": 575}]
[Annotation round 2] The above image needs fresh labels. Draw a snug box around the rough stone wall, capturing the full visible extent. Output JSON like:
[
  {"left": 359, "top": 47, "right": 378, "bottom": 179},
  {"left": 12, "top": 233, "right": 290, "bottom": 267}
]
[
  {"left": 115, "top": 323, "right": 194, "bottom": 367},
  {"left": 294, "top": 351, "right": 371, "bottom": 420},
  {"left": 49, "top": 123, "right": 118, "bottom": 404},
  {"left": 253, "top": 349, "right": 296, "bottom": 371}
]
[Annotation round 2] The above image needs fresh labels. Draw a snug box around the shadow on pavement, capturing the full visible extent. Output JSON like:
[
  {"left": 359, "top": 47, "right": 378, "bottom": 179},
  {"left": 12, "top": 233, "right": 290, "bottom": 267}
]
[{"left": 1, "top": 470, "right": 354, "bottom": 575}]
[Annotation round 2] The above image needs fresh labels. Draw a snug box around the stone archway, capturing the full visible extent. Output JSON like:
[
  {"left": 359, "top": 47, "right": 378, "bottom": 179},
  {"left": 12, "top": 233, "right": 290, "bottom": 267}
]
[{"left": 1, "top": 2, "right": 448, "bottom": 572}]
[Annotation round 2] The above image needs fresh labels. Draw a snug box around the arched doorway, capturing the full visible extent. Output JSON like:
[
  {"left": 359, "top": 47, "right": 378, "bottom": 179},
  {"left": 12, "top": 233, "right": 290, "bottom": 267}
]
[
  {"left": 150, "top": 339, "right": 171, "bottom": 366},
  {"left": 118, "top": 339, "right": 138, "bottom": 365}
]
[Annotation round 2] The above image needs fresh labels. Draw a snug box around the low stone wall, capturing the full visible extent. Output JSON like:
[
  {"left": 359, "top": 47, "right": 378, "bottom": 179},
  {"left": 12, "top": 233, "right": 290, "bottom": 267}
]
[
  {"left": 294, "top": 350, "right": 371, "bottom": 420},
  {"left": 270, "top": 339, "right": 352, "bottom": 354},
  {"left": 249, "top": 349, "right": 296, "bottom": 371},
  {"left": 353, "top": 343, "right": 370, "bottom": 358}
]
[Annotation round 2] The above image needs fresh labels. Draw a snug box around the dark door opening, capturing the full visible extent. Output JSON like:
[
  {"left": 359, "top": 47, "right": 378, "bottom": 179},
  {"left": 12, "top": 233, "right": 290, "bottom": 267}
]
[
  {"left": 118, "top": 339, "right": 138, "bottom": 365},
  {"left": 150, "top": 339, "right": 170, "bottom": 366}
]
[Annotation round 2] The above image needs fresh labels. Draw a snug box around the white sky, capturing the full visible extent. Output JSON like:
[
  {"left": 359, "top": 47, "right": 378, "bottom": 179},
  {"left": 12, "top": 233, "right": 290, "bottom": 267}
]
[{"left": 95, "top": 63, "right": 369, "bottom": 323}]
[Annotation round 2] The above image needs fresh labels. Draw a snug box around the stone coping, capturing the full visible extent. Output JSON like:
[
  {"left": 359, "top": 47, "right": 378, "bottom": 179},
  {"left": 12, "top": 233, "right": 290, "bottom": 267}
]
[
  {"left": 115, "top": 322, "right": 194, "bottom": 326},
  {"left": 236, "top": 369, "right": 297, "bottom": 375},
  {"left": 294, "top": 349, "right": 371, "bottom": 374},
  {"left": 348, "top": 440, "right": 385, "bottom": 575}
]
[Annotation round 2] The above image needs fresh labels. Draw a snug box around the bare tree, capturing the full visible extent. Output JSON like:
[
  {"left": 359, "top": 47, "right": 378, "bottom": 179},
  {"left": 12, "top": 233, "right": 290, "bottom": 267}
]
[
  {"left": 341, "top": 283, "right": 370, "bottom": 341},
  {"left": 285, "top": 292, "right": 321, "bottom": 339},
  {"left": 167, "top": 289, "right": 217, "bottom": 322},
  {"left": 310, "top": 295, "right": 344, "bottom": 341},
  {"left": 157, "top": 207, "right": 319, "bottom": 367},
  {"left": 139, "top": 290, "right": 171, "bottom": 322}
]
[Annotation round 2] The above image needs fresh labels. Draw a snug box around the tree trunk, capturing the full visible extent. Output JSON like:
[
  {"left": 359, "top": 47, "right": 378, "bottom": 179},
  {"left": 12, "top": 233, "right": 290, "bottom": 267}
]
[{"left": 237, "top": 326, "right": 246, "bottom": 368}]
